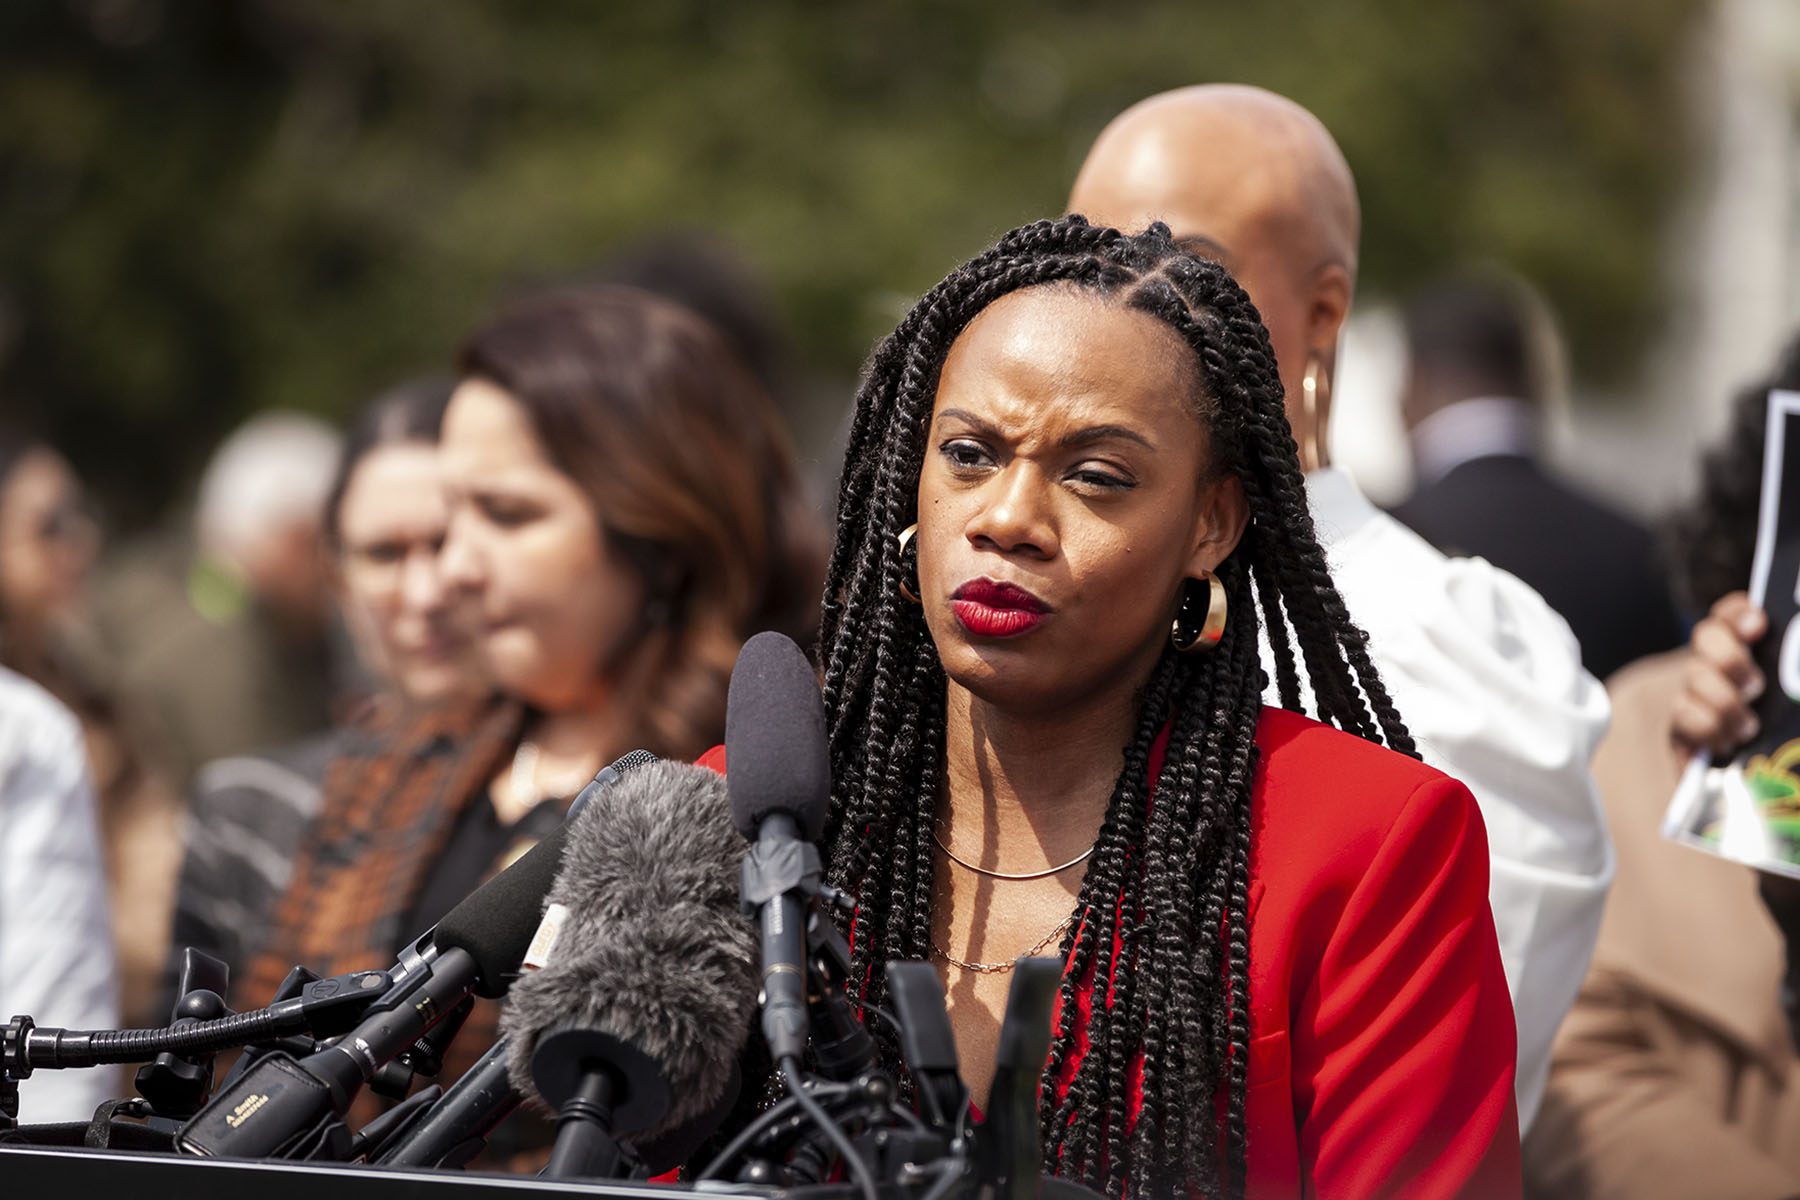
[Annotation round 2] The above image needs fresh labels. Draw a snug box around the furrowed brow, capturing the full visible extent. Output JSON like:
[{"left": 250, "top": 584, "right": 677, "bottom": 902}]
[
  {"left": 936, "top": 409, "right": 1154, "bottom": 452},
  {"left": 934, "top": 408, "right": 1001, "bottom": 435},
  {"left": 1059, "top": 424, "right": 1155, "bottom": 452}
]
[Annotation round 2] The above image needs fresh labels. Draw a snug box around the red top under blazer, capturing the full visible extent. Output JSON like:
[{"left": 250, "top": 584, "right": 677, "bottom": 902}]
[{"left": 698, "top": 705, "right": 1522, "bottom": 1198}]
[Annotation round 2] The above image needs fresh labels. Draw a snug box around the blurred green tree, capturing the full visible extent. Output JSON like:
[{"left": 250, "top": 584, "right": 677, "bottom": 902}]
[{"left": 0, "top": 0, "right": 1701, "bottom": 520}]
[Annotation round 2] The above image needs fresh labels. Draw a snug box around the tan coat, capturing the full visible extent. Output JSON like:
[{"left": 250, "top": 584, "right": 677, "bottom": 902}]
[{"left": 1525, "top": 650, "right": 1800, "bottom": 1199}]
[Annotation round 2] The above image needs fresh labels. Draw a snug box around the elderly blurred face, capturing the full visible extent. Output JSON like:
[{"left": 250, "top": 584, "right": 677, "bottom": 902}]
[
  {"left": 0, "top": 447, "right": 98, "bottom": 638},
  {"left": 333, "top": 441, "right": 482, "bottom": 706},
  {"left": 437, "top": 378, "right": 648, "bottom": 713}
]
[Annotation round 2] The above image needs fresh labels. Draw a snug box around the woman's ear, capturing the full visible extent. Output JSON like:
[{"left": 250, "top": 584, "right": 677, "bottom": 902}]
[{"left": 1186, "top": 472, "right": 1249, "bottom": 577}]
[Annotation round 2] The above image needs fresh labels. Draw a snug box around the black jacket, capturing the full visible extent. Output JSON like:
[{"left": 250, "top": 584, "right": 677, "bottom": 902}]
[{"left": 1392, "top": 453, "right": 1684, "bottom": 681}]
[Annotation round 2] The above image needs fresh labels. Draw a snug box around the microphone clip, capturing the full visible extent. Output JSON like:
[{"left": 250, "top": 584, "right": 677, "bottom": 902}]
[
  {"left": 135, "top": 949, "right": 232, "bottom": 1123},
  {"left": 738, "top": 835, "right": 822, "bottom": 915}
]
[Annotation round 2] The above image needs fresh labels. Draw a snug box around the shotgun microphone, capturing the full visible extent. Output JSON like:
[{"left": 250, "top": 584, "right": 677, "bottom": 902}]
[{"left": 725, "top": 632, "right": 832, "bottom": 1067}]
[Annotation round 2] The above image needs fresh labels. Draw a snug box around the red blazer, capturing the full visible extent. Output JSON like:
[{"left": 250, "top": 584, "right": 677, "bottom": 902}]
[
  {"left": 1245, "top": 708, "right": 1519, "bottom": 1197},
  {"left": 698, "top": 706, "right": 1521, "bottom": 1198}
]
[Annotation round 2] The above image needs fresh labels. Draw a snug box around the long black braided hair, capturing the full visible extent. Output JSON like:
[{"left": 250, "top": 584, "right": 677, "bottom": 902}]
[{"left": 818, "top": 216, "right": 1412, "bottom": 1199}]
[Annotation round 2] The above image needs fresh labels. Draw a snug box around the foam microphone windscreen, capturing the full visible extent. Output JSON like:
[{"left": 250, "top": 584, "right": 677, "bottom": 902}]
[
  {"left": 432, "top": 750, "right": 660, "bottom": 998},
  {"left": 498, "top": 759, "right": 757, "bottom": 1142},
  {"left": 725, "top": 631, "right": 830, "bottom": 842},
  {"left": 435, "top": 823, "right": 572, "bottom": 998}
]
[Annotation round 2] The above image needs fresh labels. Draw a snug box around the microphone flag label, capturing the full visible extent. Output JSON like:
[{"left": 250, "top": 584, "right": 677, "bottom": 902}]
[{"left": 523, "top": 902, "right": 571, "bottom": 971}]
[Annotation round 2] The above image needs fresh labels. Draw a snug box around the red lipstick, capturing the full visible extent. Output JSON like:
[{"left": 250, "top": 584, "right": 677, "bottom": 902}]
[{"left": 951, "top": 578, "right": 1049, "bottom": 638}]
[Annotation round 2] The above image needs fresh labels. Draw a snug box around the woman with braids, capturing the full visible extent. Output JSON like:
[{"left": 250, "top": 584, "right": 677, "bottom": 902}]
[
  {"left": 802, "top": 216, "right": 1519, "bottom": 1198},
  {"left": 241, "top": 286, "right": 826, "bottom": 1162}
]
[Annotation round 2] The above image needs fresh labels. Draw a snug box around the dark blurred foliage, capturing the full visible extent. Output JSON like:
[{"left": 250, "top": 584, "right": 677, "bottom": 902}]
[{"left": 0, "top": 0, "right": 1702, "bottom": 521}]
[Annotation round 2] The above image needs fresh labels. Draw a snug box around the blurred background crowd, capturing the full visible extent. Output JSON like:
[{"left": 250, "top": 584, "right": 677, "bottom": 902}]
[{"left": 5, "top": 0, "right": 1800, "bottom": 1194}]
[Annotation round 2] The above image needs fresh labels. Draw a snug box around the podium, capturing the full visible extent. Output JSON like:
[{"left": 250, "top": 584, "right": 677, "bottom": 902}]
[{"left": 0, "top": 1144, "right": 779, "bottom": 1199}]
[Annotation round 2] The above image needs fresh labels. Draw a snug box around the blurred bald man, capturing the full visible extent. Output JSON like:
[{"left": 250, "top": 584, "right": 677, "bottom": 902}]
[{"left": 1071, "top": 85, "right": 1612, "bottom": 1134}]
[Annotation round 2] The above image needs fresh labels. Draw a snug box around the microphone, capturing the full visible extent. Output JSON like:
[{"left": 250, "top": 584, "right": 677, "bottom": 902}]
[
  {"left": 376, "top": 751, "right": 680, "bottom": 1171},
  {"left": 885, "top": 961, "right": 968, "bottom": 1132},
  {"left": 726, "top": 632, "right": 831, "bottom": 1067},
  {"left": 568, "top": 749, "right": 660, "bottom": 819},
  {"left": 499, "top": 758, "right": 758, "bottom": 1178},
  {"left": 981, "top": 956, "right": 1062, "bottom": 1200},
  {"left": 175, "top": 751, "right": 660, "bottom": 1159},
  {"left": 173, "top": 896, "right": 534, "bottom": 1157},
  {"left": 371, "top": 1038, "right": 516, "bottom": 1168},
  {"left": 725, "top": 635, "right": 885, "bottom": 1200}
]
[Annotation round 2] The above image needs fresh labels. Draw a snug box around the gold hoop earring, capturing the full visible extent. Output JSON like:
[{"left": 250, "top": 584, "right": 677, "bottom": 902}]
[
  {"left": 1300, "top": 355, "right": 1330, "bottom": 472},
  {"left": 896, "top": 523, "right": 921, "bottom": 604},
  {"left": 1171, "top": 570, "right": 1228, "bottom": 654}
]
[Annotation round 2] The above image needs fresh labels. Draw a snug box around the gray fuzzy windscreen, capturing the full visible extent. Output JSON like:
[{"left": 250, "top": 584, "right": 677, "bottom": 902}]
[{"left": 499, "top": 759, "right": 757, "bottom": 1140}]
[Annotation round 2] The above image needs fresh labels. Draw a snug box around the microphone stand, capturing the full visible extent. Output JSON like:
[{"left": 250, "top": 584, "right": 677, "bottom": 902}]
[
  {"left": 803, "top": 885, "right": 876, "bottom": 1084},
  {"left": 372, "top": 1037, "right": 520, "bottom": 1168},
  {"left": 977, "top": 958, "right": 1063, "bottom": 1200},
  {"left": 531, "top": 1024, "right": 669, "bottom": 1180},
  {"left": 702, "top": 954, "right": 1102, "bottom": 1200},
  {"left": 707, "top": 872, "right": 914, "bottom": 1193},
  {"left": 733, "top": 828, "right": 882, "bottom": 1200},
  {"left": 0, "top": 958, "right": 402, "bottom": 1138},
  {"left": 133, "top": 948, "right": 233, "bottom": 1128}
]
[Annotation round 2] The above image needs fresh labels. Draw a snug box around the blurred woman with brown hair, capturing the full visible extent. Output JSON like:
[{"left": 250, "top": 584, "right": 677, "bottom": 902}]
[
  {"left": 438, "top": 284, "right": 823, "bottom": 782},
  {"left": 239, "top": 285, "right": 824, "bottom": 1152},
  {"left": 164, "top": 377, "right": 484, "bottom": 1005}
]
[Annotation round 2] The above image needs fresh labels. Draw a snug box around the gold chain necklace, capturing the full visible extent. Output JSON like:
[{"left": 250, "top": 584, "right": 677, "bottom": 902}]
[
  {"left": 931, "top": 909, "right": 1079, "bottom": 974},
  {"left": 931, "top": 828, "right": 1095, "bottom": 880}
]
